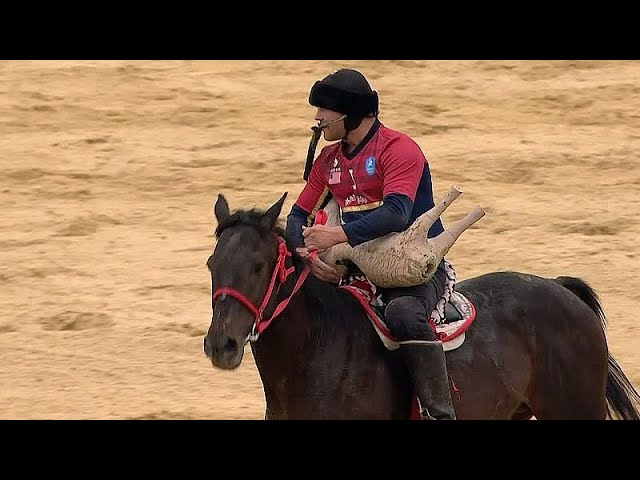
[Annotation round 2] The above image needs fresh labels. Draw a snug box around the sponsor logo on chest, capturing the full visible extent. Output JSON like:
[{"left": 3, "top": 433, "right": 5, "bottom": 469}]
[{"left": 344, "top": 194, "right": 371, "bottom": 206}]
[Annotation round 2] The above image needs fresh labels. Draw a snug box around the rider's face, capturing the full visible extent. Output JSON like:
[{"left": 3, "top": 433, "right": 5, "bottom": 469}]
[{"left": 314, "top": 108, "right": 346, "bottom": 142}]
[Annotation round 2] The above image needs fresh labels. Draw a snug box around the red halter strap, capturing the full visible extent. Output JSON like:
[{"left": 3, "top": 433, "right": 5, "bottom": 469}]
[{"left": 211, "top": 208, "right": 328, "bottom": 340}]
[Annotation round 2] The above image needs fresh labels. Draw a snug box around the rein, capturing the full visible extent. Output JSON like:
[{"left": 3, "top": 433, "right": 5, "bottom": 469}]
[{"left": 211, "top": 210, "right": 327, "bottom": 342}]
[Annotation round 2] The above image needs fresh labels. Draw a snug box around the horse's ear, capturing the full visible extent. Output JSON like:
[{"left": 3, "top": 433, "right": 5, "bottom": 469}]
[
  {"left": 261, "top": 192, "right": 288, "bottom": 231},
  {"left": 214, "top": 193, "right": 230, "bottom": 223}
]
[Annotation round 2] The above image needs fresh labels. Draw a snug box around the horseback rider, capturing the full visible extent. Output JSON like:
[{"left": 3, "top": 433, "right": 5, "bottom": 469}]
[{"left": 284, "top": 68, "right": 457, "bottom": 420}]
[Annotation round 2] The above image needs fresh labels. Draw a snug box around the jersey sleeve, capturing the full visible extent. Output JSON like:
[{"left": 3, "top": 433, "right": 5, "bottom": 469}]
[
  {"left": 379, "top": 137, "right": 427, "bottom": 202},
  {"left": 294, "top": 148, "right": 331, "bottom": 214},
  {"left": 341, "top": 193, "right": 412, "bottom": 246}
]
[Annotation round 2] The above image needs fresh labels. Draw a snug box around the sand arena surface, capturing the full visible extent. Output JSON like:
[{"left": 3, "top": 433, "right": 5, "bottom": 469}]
[{"left": 1, "top": 60, "right": 639, "bottom": 419}]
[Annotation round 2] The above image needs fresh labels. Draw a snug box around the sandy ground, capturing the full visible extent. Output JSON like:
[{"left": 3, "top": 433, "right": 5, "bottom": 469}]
[{"left": 1, "top": 60, "right": 639, "bottom": 419}]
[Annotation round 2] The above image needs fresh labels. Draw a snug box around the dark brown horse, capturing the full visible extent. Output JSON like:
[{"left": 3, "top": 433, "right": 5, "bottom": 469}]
[{"left": 203, "top": 192, "right": 640, "bottom": 420}]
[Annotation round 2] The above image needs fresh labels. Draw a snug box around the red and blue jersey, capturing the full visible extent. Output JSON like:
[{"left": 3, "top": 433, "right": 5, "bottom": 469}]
[{"left": 287, "top": 120, "right": 444, "bottom": 248}]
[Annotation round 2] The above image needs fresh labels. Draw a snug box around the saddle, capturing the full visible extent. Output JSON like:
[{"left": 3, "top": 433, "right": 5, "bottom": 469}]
[{"left": 338, "top": 261, "right": 476, "bottom": 352}]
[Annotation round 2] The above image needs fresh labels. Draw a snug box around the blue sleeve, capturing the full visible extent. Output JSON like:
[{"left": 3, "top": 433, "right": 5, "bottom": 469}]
[
  {"left": 285, "top": 204, "right": 310, "bottom": 249},
  {"left": 342, "top": 193, "right": 412, "bottom": 247}
]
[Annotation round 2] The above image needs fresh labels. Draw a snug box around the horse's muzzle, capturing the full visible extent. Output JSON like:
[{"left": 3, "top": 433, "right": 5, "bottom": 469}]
[
  {"left": 203, "top": 328, "right": 243, "bottom": 369},
  {"left": 203, "top": 335, "right": 212, "bottom": 357}
]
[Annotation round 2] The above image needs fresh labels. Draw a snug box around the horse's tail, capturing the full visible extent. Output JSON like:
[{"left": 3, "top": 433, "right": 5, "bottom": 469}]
[{"left": 555, "top": 276, "right": 640, "bottom": 420}]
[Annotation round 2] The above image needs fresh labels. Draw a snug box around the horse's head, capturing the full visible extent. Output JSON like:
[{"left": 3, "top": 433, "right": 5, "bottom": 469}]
[{"left": 203, "top": 192, "right": 289, "bottom": 369}]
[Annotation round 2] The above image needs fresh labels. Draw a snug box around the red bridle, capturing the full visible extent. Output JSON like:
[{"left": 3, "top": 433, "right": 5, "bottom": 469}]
[{"left": 211, "top": 210, "right": 327, "bottom": 342}]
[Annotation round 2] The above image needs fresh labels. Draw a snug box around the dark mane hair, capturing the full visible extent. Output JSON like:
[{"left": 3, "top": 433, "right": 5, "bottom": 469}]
[{"left": 215, "top": 208, "right": 286, "bottom": 239}]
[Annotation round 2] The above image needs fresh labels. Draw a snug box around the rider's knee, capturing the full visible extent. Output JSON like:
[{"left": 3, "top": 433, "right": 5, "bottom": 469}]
[{"left": 384, "top": 296, "right": 435, "bottom": 342}]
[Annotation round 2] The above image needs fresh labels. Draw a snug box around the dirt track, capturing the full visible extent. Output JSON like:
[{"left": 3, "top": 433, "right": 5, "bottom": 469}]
[{"left": 1, "top": 60, "right": 638, "bottom": 419}]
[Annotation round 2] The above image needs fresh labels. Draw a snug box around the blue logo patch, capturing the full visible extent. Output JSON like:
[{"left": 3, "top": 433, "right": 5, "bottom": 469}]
[{"left": 365, "top": 156, "right": 376, "bottom": 176}]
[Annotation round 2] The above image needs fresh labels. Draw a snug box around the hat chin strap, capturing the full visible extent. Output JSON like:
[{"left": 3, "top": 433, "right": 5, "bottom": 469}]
[{"left": 344, "top": 114, "right": 364, "bottom": 133}]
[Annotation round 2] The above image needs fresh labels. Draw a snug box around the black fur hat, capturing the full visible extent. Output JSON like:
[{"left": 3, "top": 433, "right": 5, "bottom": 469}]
[{"left": 308, "top": 69, "right": 379, "bottom": 118}]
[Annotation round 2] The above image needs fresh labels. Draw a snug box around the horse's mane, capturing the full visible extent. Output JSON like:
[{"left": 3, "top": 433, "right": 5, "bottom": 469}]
[
  {"left": 215, "top": 208, "right": 370, "bottom": 342},
  {"left": 215, "top": 208, "right": 286, "bottom": 239}
]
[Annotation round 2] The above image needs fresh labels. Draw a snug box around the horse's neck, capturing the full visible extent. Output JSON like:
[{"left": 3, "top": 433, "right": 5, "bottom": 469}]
[
  {"left": 249, "top": 279, "right": 405, "bottom": 419},
  {"left": 251, "top": 291, "right": 315, "bottom": 365},
  {"left": 251, "top": 276, "right": 376, "bottom": 378}
]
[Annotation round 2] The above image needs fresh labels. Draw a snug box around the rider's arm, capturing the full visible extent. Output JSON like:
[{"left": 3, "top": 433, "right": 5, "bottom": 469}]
[
  {"left": 341, "top": 193, "right": 413, "bottom": 246},
  {"left": 285, "top": 153, "right": 330, "bottom": 249},
  {"left": 285, "top": 204, "right": 311, "bottom": 249}
]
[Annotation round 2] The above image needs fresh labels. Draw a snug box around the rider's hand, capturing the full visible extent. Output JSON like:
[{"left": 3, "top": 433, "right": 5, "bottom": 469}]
[
  {"left": 297, "top": 245, "right": 341, "bottom": 284},
  {"left": 302, "top": 224, "right": 347, "bottom": 254},
  {"left": 309, "top": 255, "right": 342, "bottom": 284}
]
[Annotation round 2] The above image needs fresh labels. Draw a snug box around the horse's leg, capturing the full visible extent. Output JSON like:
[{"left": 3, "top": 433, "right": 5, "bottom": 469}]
[
  {"left": 528, "top": 303, "right": 609, "bottom": 420},
  {"left": 529, "top": 370, "right": 608, "bottom": 420},
  {"left": 510, "top": 403, "right": 534, "bottom": 420},
  {"left": 450, "top": 278, "right": 542, "bottom": 420},
  {"left": 445, "top": 326, "right": 534, "bottom": 420},
  {"left": 528, "top": 355, "right": 608, "bottom": 420}
]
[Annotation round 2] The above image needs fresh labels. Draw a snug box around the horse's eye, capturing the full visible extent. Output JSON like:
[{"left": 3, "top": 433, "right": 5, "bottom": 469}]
[{"left": 253, "top": 261, "right": 265, "bottom": 273}]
